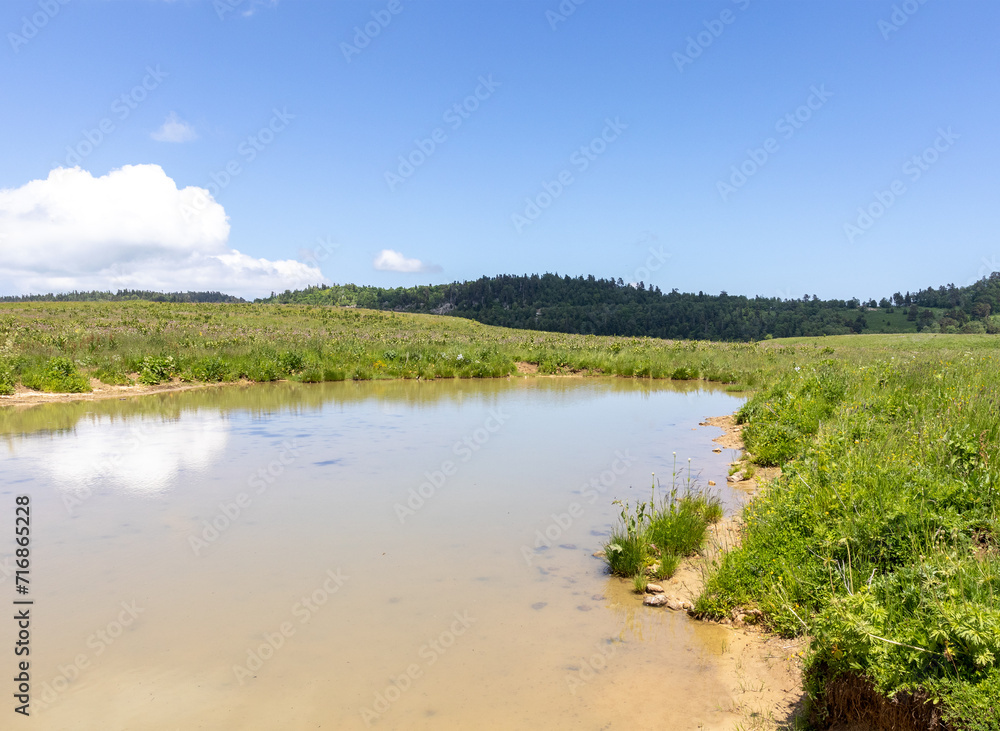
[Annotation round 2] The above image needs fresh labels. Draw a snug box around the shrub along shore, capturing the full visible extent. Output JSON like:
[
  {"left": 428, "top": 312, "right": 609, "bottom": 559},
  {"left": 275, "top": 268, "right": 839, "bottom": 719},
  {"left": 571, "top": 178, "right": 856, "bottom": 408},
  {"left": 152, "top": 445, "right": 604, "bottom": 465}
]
[{"left": 2, "top": 300, "right": 998, "bottom": 728}]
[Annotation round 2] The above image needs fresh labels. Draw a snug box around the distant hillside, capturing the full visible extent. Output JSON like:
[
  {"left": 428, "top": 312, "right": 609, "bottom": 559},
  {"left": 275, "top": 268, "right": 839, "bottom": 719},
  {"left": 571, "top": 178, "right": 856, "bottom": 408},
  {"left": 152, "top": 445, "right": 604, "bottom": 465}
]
[
  {"left": 5, "top": 274, "right": 997, "bottom": 342},
  {"left": 0, "top": 289, "right": 246, "bottom": 304},
  {"left": 257, "top": 273, "right": 1000, "bottom": 341}
]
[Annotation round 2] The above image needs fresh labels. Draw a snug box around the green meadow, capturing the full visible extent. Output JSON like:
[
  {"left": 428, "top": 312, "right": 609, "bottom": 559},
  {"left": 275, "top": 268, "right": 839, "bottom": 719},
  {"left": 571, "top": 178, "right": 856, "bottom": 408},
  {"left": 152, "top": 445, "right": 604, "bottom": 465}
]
[
  {"left": 2, "top": 300, "right": 999, "bottom": 728},
  {"left": 0, "top": 300, "right": 828, "bottom": 393},
  {"left": 697, "top": 339, "right": 1000, "bottom": 729}
]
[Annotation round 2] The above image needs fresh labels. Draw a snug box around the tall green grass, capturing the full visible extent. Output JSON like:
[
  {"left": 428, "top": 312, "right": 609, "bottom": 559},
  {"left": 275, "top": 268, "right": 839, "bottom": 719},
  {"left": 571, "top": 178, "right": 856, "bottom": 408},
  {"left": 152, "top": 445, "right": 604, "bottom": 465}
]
[
  {"left": 7, "top": 303, "right": 994, "bottom": 398},
  {"left": 19, "top": 356, "right": 91, "bottom": 393},
  {"left": 697, "top": 351, "right": 1000, "bottom": 728},
  {"left": 604, "top": 476, "right": 723, "bottom": 581},
  {"left": 3, "top": 301, "right": 1000, "bottom": 725},
  {"left": 0, "top": 301, "right": 834, "bottom": 393}
]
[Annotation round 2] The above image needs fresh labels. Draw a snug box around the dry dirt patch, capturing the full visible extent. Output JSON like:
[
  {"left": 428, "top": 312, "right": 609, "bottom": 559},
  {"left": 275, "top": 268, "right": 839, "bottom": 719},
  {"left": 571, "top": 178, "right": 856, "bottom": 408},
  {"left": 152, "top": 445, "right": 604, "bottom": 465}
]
[{"left": 0, "top": 378, "right": 241, "bottom": 409}]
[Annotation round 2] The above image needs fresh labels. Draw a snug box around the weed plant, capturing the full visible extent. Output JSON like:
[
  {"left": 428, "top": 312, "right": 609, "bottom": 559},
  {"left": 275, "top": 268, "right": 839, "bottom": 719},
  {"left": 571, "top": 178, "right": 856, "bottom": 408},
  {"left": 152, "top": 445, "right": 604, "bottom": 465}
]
[
  {"left": 655, "top": 553, "right": 681, "bottom": 581},
  {"left": 19, "top": 356, "right": 90, "bottom": 393},
  {"left": 604, "top": 471, "right": 722, "bottom": 581}
]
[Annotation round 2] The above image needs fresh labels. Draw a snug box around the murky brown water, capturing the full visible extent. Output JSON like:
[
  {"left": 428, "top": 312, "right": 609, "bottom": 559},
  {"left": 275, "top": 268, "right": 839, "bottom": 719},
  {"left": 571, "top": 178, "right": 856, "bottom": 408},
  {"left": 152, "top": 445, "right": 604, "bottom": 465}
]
[{"left": 1, "top": 378, "right": 748, "bottom": 730}]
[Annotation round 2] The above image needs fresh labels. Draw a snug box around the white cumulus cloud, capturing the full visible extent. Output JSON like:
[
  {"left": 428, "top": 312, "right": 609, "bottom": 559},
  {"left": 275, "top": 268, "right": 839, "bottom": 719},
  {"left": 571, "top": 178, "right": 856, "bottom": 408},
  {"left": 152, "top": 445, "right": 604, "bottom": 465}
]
[
  {"left": 151, "top": 112, "right": 198, "bottom": 143},
  {"left": 0, "top": 164, "right": 324, "bottom": 298},
  {"left": 373, "top": 249, "right": 441, "bottom": 273}
]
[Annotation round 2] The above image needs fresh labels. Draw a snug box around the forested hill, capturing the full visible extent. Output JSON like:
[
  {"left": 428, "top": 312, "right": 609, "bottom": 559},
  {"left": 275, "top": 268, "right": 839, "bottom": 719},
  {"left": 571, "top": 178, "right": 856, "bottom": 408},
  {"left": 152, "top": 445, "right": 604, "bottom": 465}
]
[
  {"left": 258, "top": 272, "right": 1000, "bottom": 341},
  {"left": 5, "top": 275, "right": 998, "bottom": 342}
]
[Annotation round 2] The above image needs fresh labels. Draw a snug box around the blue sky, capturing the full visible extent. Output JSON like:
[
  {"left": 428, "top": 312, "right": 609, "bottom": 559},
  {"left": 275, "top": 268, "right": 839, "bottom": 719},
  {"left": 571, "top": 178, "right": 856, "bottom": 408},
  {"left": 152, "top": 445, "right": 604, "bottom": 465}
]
[{"left": 1, "top": 0, "right": 998, "bottom": 300}]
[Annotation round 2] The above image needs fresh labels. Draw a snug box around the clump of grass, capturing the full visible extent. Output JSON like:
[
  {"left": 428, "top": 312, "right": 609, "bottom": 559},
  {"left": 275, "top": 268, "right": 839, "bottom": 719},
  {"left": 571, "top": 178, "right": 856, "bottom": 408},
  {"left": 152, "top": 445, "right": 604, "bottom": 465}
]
[
  {"left": 187, "top": 356, "right": 227, "bottom": 382},
  {"left": 648, "top": 489, "right": 722, "bottom": 557},
  {"left": 95, "top": 357, "right": 131, "bottom": 385},
  {"left": 138, "top": 355, "right": 177, "bottom": 385},
  {"left": 322, "top": 367, "right": 347, "bottom": 381},
  {"left": 277, "top": 350, "right": 305, "bottom": 374},
  {"left": 736, "top": 359, "right": 847, "bottom": 466},
  {"left": 21, "top": 356, "right": 91, "bottom": 393},
  {"left": 655, "top": 553, "right": 681, "bottom": 581},
  {"left": 727, "top": 459, "right": 755, "bottom": 482},
  {"left": 604, "top": 527, "right": 647, "bottom": 578},
  {"left": 0, "top": 361, "right": 15, "bottom": 395},
  {"left": 603, "top": 475, "right": 721, "bottom": 581},
  {"left": 670, "top": 365, "right": 699, "bottom": 380},
  {"left": 700, "top": 497, "right": 724, "bottom": 524},
  {"left": 632, "top": 573, "right": 648, "bottom": 593}
]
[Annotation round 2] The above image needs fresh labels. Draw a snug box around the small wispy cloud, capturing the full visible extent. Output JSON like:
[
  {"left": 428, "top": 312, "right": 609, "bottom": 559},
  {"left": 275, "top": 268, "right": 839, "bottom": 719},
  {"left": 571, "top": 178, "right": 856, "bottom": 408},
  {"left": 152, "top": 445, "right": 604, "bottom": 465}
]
[
  {"left": 151, "top": 112, "right": 198, "bottom": 143},
  {"left": 373, "top": 249, "right": 441, "bottom": 274},
  {"left": 215, "top": 0, "right": 281, "bottom": 19}
]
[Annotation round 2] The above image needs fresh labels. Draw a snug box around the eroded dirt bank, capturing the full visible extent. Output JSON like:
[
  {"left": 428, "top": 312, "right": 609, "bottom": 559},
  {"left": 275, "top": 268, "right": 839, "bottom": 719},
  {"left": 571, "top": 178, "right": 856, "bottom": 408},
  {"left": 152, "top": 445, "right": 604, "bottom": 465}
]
[{"left": 0, "top": 377, "right": 247, "bottom": 408}]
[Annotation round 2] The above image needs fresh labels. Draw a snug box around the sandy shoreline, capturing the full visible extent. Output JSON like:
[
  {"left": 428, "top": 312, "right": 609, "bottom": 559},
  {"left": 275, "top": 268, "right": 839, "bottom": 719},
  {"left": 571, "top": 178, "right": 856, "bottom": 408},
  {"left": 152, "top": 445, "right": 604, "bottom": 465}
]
[
  {"left": 0, "top": 364, "right": 725, "bottom": 410},
  {"left": 640, "top": 412, "right": 808, "bottom": 730},
  {"left": 0, "top": 377, "right": 258, "bottom": 409}
]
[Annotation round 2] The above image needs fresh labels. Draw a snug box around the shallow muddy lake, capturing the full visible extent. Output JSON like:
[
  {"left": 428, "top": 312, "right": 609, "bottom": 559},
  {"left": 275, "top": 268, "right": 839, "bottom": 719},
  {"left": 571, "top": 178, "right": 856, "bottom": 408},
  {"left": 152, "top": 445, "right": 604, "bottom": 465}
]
[{"left": 1, "top": 378, "right": 751, "bottom": 729}]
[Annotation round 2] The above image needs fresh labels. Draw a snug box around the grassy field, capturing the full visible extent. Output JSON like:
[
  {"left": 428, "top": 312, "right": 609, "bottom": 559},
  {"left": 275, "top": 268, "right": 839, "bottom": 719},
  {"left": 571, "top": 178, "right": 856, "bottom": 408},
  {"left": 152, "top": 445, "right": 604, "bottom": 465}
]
[
  {"left": 0, "top": 300, "right": 841, "bottom": 393},
  {"left": 857, "top": 308, "right": 922, "bottom": 333},
  {"left": 1, "top": 301, "right": 987, "bottom": 395},
  {"left": 2, "top": 301, "right": 999, "bottom": 728},
  {"left": 696, "top": 338, "right": 1000, "bottom": 729}
]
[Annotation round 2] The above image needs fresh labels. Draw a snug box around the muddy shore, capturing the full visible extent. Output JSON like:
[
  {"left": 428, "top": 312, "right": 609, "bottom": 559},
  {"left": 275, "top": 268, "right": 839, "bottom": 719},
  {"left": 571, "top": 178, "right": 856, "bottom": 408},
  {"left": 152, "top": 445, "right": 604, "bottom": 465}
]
[{"left": 644, "top": 413, "right": 808, "bottom": 730}]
